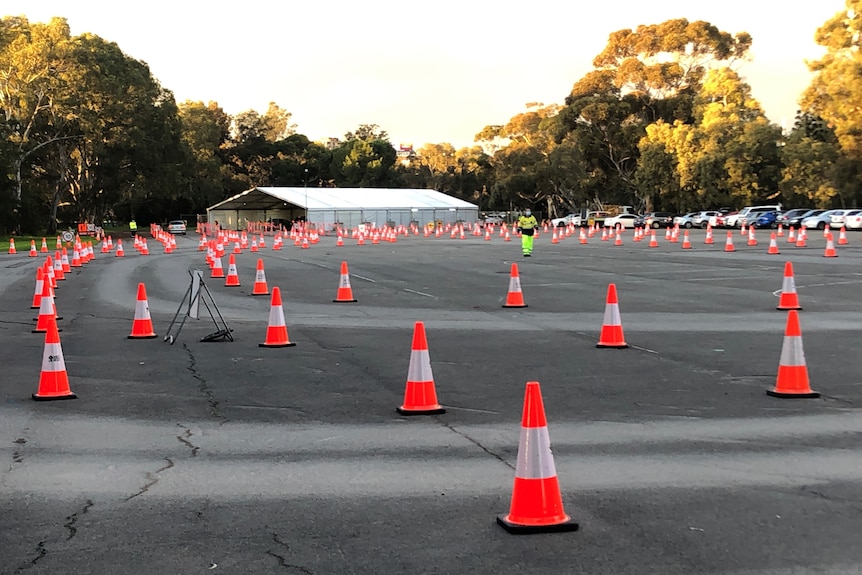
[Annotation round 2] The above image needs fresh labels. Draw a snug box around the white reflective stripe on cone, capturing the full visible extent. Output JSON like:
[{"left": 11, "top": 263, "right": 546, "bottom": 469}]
[
  {"left": 407, "top": 349, "right": 434, "bottom": 382},
  {"left": 515, "top": 426, "right": 557, "bottom": 479},
  {"left": 339, "top": 275, "right": 351, "bottom": 288},
  {"left": 508, "top": 276, "right": 522, "bottom": 292},
  {"left": 782, "top": 275, "right": 797, "bottom": 293},
  {"left": 42, "top": 342, "right": 65, "bottom": 372},
  {"left": 38, "top": 294, "right": 54, "bottom": 316},
  {"left": 134, "top": 300, "right": 151, "bottom": 320},
  {"left": 779, "top": 335, "right": 806, "bottom": 367},
  {"left": 268, "top": 305, "right": 286, "bottom": 328},
  {"left": 256, "top": 270, "right": 266, "bottom": 282},
  {"left": 602, "top": 303, "right": 622, "bottom": 327}
]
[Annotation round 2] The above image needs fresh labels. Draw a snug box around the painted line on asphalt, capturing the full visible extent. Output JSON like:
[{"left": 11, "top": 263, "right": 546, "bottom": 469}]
[{"left": 404, "top": 288, "right": 435, "bottom": 298}]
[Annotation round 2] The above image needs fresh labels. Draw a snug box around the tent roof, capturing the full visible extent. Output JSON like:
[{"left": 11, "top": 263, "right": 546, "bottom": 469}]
[{"left": 207, "top": 187, "right": 478, "bottom": 212}]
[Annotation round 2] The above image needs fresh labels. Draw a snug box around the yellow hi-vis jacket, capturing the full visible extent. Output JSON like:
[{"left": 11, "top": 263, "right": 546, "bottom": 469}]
[{"left": 518, "top": 215, "right": 538, "bottom": 230}]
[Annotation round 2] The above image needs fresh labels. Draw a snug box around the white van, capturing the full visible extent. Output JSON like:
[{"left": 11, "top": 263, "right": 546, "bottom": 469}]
[{"left": 725, "top": 205, "right": 782, "bottom": 228}]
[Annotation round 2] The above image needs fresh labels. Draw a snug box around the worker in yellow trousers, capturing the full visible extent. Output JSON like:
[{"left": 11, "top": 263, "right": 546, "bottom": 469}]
[{"left": 517, "top": 209, "right": 538, "bottom": 257}]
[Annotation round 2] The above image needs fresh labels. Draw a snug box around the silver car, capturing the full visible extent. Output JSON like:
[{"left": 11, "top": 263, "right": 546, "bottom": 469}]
[{"left": 801, "top": 210, "right": 843, "bottom": 230}]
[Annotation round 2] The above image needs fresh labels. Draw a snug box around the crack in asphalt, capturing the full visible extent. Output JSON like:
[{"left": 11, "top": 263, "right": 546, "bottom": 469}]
[
  {"left": 183, "top": 344, "right": 228, "bottom": 423},
  {"left": 441, "top": 422, "right": 515, "bottom": 471},
  {"left": 124, "top": 457, "right": 175, "bottom": 501},
  {"left": 176, "top": 424, "right": 200, "bottom": 457},
  {"left": 14, "top": 540, "right": 46, "bottom": 573},
  {"left": 63, "top": 499, "right": 94, "bottom": 540},
  {"left": 266, "top": 532, "right": 313, "bottom": 573}
]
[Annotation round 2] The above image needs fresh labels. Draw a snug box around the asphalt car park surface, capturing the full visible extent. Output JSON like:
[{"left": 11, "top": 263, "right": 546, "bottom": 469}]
[{"left": 2, "top": 227, "right": 862, "bottom": 574}]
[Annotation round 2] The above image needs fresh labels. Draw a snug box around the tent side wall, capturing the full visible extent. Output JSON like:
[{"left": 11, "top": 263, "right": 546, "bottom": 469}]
[{"left": 307, "top": 207, "right": 478, "bottom": 230}]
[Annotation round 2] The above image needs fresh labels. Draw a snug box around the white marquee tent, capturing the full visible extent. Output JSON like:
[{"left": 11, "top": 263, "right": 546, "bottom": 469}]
[{"left": 206, "top": 187, "right": 479, "bottom": 231}]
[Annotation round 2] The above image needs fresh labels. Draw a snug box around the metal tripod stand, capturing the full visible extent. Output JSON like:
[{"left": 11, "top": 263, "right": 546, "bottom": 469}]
[{"left": 164, "top": 270, "right": 233, "bottom": 345}]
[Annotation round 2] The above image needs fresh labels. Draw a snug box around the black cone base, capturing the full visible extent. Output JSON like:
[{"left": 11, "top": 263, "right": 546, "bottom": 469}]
[
  {"left": 128, "top": 334, "right": 158, "bottom": 339},
  {"left": 259, "top": 342, "right": 296, "bottom": 348},
  {"left": 396, "top": 406, "right": 446, "bottom": 415},
  {"left": 496, "top": 515, "right": 579, "bottom": 534},
  {"left": 32, "top": 393, "right": 77, "bottom": 401},
  {"left": 766, "top": 389, "right": 820, "bottom": 398}
]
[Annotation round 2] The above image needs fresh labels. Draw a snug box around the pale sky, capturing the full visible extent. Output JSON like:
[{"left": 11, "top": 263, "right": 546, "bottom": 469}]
[{"left": 8, "top": 0, "right": 848, "bottom": 149}]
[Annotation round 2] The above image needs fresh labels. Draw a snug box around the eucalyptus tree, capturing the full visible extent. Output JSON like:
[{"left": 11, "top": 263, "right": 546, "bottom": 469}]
[
  {"left": 556, "top": 19, "right": 752, "bottom": 209},
  {"left": 800, "top": 0, "right": 862, "bottom": 203}
]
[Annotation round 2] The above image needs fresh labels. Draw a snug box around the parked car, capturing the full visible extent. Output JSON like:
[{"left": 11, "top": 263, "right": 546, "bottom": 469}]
[
  {"left": 691, "top": 211, "right": 721, "bottom": 228},
  {"left": 726, "top": 205, "right": 782, "bottom": 228},
  {"left": 776, "top": 208, "right": 811, "bottom": 228},
  {"left": 843, "top": 209, "right": 862, "bottom": 230},
  {"left": 801, "top": 209, "right": 843, "bottom": 230},
  {"left": 709, "top": 212, "right": 736, "bottom": 228},
  {"left": 788, "top": 209, "right": 826, "bottom": 228},
  {"left": 480, "top": 213, "right": 505, "bottom": 227},
  {"left": 168, "top": 220, "right": 187, "bottom": 235},
  {"left": 636, "top": 212, "right": 674, "bottom": 229},
  {"left": 603, "top": 213, "right": 638, "bottom": 229},
  {"left": 551, "top": 213, "right": 582, "bottom": 227},
  {"left": 830, "top": 209, "right": 855, "bottom": 228},
  {"left": 751, "top": 211, "right": 781, "bottom": 229},
  {"left": 673, "top": 212, "right": 699, "bottom": 228}
]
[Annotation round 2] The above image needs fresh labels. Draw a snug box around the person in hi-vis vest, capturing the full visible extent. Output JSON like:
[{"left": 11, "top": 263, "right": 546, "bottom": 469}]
[{"left": 517, "top": 209, "right": 538, "bottom": 257}]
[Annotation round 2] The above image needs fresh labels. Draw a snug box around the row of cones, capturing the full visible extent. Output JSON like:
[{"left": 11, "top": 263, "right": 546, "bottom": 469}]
[
  {"left": 29, "top": 288, "right": 821, "bottom": 537},
  {"left": 502, "top": 261, "right": 806, "bottom": 320},
  {"left": 395, "top": 303, "right": 819, "bottom": 533}
]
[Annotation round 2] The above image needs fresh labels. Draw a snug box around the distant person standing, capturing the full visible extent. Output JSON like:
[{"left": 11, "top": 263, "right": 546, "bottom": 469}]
[{"left": 517, "top": 209, "right": 538, "bottom": 257}]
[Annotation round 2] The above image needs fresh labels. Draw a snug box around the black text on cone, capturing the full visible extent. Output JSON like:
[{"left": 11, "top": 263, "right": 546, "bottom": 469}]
[
  {"left": 33, "top": 316, "right": 77, "bottom": 401},
  {"left": 397, "top": 321, "right": 445, "bottom": 415},
  {"left": 497, "top": 381, "right": 577, "bottom": 534},
  {"left": 259, "top": 287, "right": 296, "bottom": 348}
]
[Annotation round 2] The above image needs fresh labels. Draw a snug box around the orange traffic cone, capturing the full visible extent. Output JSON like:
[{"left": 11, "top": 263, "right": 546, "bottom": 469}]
[
  {"left": 838, "top": 226, "right": 849, "bottom": 245},
  {"left": 128, "top": 283, "right": 157, "bottom": 339},
  {"left": 40, "top": 237, "right": 49, "bottom": 253},
  {"left": 497, "top": 381, "right": 577, "bottom": 534},
  {"left": 397, "top": 321, "right": 445, "bottom": 415},
  {"left": 31, "top": 267, "right": 44, "bottom": 309},
  {"left": 259, "top": 287, "right": 296, "bottom": 347},
  {"left": 251, "top": 258, "right": 269, "bottom": 295},
  {"left": 115, "top": 239, "right": 125, "bottom": 257},
  {"left": 225, "top": 253, "right": 241, "bottom": 286},
  {"left": 333, "top": 261, "right": 358, "bottom": 302},
  {"left": 211, "top": 256, "right": 224, "bottom": 278},
  {"left": 648, "top": 230, "right": 659, "bottom": 248},
  {"left": 33, "top": 279, "right": 59, "bottom": 333},
  {"left": 29, "top": 240, "right": 37, "bottom": 257},
  {"left": 767, "top": 310, "right": 819, "bottom": 398},
  {"left": 796, "top": 228, "right": 807, "bottom": 247},
  {"left": 597, "top": 283, "right": 627, "bottom": 348},
  {"left": 767, "top": 232, "right": 780, "bottom": 255},
  {"left": 8, "top": 238, "right": 16, "bottom": 254},
  {"left": 704, "top": 225, "right": 714, "bottom": 244},
  {"left": 32, "top": 317, "right": 77, "bottom": 401},
  {"left": 747, "top": 227, "right": 758, "bottom": 246},
  {"left": 681, "top": 230, "right": 692, "bottom": 249},
  {"left": 823, "top": 233, "right": 837, "bottom": 257},
  {"left": 787, "top": 226, "right": 796, "bottom": 243},
  {"left": 614, "top": 229, "right": 623, "bottom": 246},
  {"left": 502, "top": 263, "right": 527, "bottom": 308},
  {"left": 724, "top": 231, "right": 735, "bottom": 252},
  {"left": 777, "top": 261, "right": 802, "bottom": 311}
]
